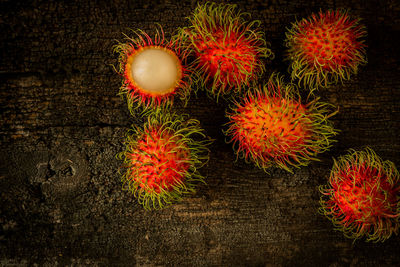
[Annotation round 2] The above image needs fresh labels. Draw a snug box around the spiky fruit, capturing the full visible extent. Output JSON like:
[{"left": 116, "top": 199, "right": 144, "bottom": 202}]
[
  {"left": 117, "top": 109, "right": 212, "bottom": 210},
  {"left": 181, "top": 2, "right": 273, "bottom": 99},
  {"left": 114, "top": 26, "right": 192, "bottom": 111},
  {"left": 285, "top": 10, "right": 367, "bottom": 90},
  {"left": 225, "top": 74, "right": 338, "bottom": 172},
  {"left": 319, "top": 148, "right": 400, "bottom": 242}
]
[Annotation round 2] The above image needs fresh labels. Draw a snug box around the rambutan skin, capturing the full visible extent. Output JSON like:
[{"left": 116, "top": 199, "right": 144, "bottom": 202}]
[
  {"left": 225, "top": 74, "right": 338, "bottom": 173},
  {"left": 285, "top": 10, "right": 367, "bottom": 90},
  {"left": 180, "top": 2, "right": 273, "bottom": 99},
  {"left": 114, "top": 26, "right": 193, "bottom": 111},
  {"left": 117, "top": 109, "right": 212, "bottom": 210},
  {"left": 319, "top": 148, "right": 400, "bottom": 242}
]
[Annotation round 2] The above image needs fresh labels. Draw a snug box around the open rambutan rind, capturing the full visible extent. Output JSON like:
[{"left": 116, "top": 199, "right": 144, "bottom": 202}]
[
  {"left": 319, "top": 148, "right": 400, "bottom": 242},
  {"left": 117, "top": 108, "right": 212, "bottom": 210},
  {"left": 180, "top": 2, "right": 273, "bottom": 100},
  {"left": 225, "top": 73, "right": 338, "bottom": 173},
  {"left": 114, "top": 26, "right": 193, "bottom": 111},
  {"left": 285, "top": 9, "right": 367, "bottom": 90}
]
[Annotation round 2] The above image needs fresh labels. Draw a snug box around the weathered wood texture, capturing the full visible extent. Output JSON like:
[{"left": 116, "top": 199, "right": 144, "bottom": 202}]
[{"left": 1, "top": 0, "right": 400, "bottom": 266}]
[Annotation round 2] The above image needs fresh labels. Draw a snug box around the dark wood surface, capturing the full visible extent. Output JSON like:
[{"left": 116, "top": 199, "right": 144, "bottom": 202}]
[{"left": 1, "top": 0, "right": 399, "bottom": 266}]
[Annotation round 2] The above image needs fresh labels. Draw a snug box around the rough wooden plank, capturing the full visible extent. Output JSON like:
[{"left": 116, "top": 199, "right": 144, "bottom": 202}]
[{"left": 1, "top": 0, "right": 399, "bottom": 266}]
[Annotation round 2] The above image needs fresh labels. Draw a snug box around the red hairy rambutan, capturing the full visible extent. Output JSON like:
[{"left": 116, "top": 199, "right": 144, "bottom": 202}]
[
  {"left": 114, "top": 26, "right": 193, "bottom": 111},
  {"left": 285, "top": 10, "right": 367, "bottom": 90},
  {"left": 117, "top": 109, "right": 212, "bottom": 210},
  {"left": 319, "top": 148, "right": 400, "bottom": 242},
  {"left": 225, "top": 73, "right": 338, "bottom": 172},
  {"left": 181, "top": 2, "right": 273, "bottom": 99}
]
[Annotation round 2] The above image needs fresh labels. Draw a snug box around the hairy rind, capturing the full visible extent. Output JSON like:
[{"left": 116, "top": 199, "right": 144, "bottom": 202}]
[
  {"left": 319, "top": 148, "right": 400, "bottom": 242},
  {"left": 224, "top": 73, "right": 338, "bottom": 173},
  {"left": 285, "top": 9, "right": 367, "bottom": 91},
  {"left": 113, "top": 25, "right": 195, "bottom": 112},
  {"left": 117, "top": 108, "right": 212, "bottom": 210},
  {"left": 179, "top": 1, "right": 274, "bottom": 100}
]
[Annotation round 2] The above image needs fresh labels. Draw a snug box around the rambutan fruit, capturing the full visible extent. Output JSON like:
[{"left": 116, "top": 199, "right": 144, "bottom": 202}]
[
  {"left": 285, "top": 10, "right": 367, "bottom": 90},
  {"left": 319, "top": 148, "right": 400, "bottom": 242},
  {"left": 114, "top": 26, "right": 193, "bottom": 111},
  {"left": 225, "top": 73, "right": 338, "bottom": 172},
  {"left": 117, "top": 108, "right": 212, "bottom": 210},
  {"left": 181, "top": 2, "right": 273, "bottom": 99}
]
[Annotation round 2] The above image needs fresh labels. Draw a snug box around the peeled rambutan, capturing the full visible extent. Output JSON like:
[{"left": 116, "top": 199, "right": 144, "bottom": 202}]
[
  {"left": 319, "top": 148, "right": 400, "bottom": 242},
  {"left": 114, "top": 26, "right": 193, "bottom": 111},
  {"left": 285, "top": 10, "right": 367, "bottom": 90},
  {"left": 117, "top": 109, "right": 212, "bottom": 210},
  {"left": 225, "top": 73, "right": 338, "bottom": 172},
  {"left": 181, "top": 2, "right": 273, "bottom": 99}
]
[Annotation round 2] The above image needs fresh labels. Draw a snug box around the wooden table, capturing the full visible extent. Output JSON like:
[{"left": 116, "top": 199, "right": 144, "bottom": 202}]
[{"left": 1, "top": 0, "right": 399, "bottom": 265}]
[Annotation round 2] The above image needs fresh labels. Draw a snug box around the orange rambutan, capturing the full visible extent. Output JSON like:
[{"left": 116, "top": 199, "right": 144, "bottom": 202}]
[
  {"left": 225, "top": 74, "right": 338, "bottom": 172},
  {"left": 319, "top": 148, "right": 400, "bottom": 242},
  {"left": 181, "top": 2, "right": 273, "bottom": 99},
  {"left": 285, "top": 10, "right": 367, "bottom": 90},
  {"left": 118, "top": 109, "right": 212, "bottom": 209},
  {"left": 114, "top": 26, "right": 193, "bottom": 111}
]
